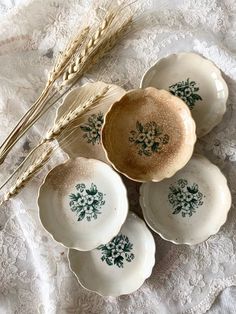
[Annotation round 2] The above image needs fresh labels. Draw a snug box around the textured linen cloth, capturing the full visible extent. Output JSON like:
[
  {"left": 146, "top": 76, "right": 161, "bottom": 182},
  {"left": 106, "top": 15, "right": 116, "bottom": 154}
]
[{"left": 0, "top": 0, "right": 236, "bottom": 313}]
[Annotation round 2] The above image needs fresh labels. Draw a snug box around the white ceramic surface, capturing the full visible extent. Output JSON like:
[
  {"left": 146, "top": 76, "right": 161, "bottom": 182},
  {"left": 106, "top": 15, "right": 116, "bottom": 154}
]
[
  {"left": 140, "top": 154, "right": 232, "bottom": 245},
  {"left": 57, "top": 81, "right": 126, "bottom": 163},
  {"left": 38, "top": 157, "right": 128, "bottom": 251},
  {"left": 68, "top": 212, "right": 156, "bottom": 297},
  {"left": 141, "top": 52, "right": 228, "bottom": 137}
]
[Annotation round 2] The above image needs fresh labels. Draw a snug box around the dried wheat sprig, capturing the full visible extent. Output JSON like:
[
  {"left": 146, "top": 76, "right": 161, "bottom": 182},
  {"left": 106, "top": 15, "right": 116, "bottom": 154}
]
[
  {"left": 0, "top": 86, "right": 110, "bottom": 205},
  {"left": 0, "top": 26, "right": 89, "bottom": 165}
]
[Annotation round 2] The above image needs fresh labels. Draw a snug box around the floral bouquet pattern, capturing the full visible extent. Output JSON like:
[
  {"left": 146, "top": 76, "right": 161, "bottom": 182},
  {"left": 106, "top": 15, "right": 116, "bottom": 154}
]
[
  {"left": 169, "top": 78, "right": 202, "bottom": 110},
  {"left": 97, "top": 234, "right": 135, "bottom": 268},
  {"left": 129, "top": 121, "right": 169, "bottom": 157},
  {"left": 80, "top": 112, "right": 104, "bottom": 145},
  {"left": 168, "top": 179, "right": 205, "bottom": 217},
  {"left": 69, "top": 183, "right": 105, "bottom": 221}
]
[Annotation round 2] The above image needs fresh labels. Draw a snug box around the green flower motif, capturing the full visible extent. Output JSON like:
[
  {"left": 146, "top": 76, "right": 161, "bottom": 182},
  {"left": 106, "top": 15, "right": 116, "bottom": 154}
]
[
  {"left": 80, "top": 112, "right": 104, "bottom": 145},
  {"left": 129, "top": 121, "right": 169, "bottom": 157},
  {"left": 168, "top": 179, "right": 205, "bottom": 217},
  {"left": 169, "top": 78, "right": 202, "bottom": 110},
  {"left": 97, "top": 234, "right": 135, "bottom": 268},
  {"left": 69, "top": 183, "right": 105, "bottom": 221}
]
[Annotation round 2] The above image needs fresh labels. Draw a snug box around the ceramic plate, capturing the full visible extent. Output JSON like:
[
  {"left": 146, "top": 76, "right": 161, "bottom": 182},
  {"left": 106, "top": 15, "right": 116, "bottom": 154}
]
[
  {"left": 140, "top": 154, "right": 231, "bottom": 245},
  {"left": 68, "top": 212, "right": 156, "bottom": 296},
  {"left": 38, "top": 157, "right": 128, "bottom": 251},
  {"left": 57, "top": 81, "right": 126, "bottom": 163},
  {"left": 141, "top": 52, "right": 228, "bottom": 137},
  {"left": 102, "top": 87, "right": 196, "bottom": 182}
]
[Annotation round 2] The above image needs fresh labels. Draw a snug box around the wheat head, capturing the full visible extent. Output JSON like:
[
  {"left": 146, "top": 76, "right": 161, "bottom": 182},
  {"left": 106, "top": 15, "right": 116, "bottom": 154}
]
[{"left": 61, "top": 12, "right": 118, "bottom": 86}]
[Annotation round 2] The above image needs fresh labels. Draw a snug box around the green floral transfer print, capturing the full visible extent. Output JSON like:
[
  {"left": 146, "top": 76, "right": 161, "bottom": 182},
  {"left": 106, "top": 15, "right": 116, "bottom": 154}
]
[
  {"left": 129, "top": 121, "right": 169, "bottom": 157},
  {"left": 69, "top": 183, "right": 105, "bottom": 221},
  {"left": 80, "top": 112, "right": 104, "bottom": 145},
  {"left": 169, "top": 78, "right": 202, "bottom": 110},
  {"left": 168, "top": 179, "right": 205, "bottom": 217},
  {"left": 97, "top": 234, "right": 135, "bottom": 268}
]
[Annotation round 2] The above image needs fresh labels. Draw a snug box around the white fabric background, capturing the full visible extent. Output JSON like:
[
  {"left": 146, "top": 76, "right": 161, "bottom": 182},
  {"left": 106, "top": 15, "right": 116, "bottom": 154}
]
[{"left": 0, "top": 0, "right": 236, "bottom": 313}]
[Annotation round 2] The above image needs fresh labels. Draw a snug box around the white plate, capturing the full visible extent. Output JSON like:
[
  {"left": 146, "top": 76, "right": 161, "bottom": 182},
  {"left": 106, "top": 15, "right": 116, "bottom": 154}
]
[
  {"left": 57, "top": 81, "right": 126, "bottom": 163},
  {"left": 38, "top": 157, "right": 128, "bottom": 251},
  {"left": 68, "top": 212, "right": 155, "bottom": 297},
  {"left": 141, "top": 52, "right": 228, "bottom": 137},
  {"left": 140, "top": 154, "right": 231, "bottom": 245}
]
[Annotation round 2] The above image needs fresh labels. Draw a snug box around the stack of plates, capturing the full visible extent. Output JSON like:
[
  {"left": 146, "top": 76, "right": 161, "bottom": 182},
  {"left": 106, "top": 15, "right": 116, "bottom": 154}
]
[{"left": 38, "top": 53, "right": 232, "bottom": 296}]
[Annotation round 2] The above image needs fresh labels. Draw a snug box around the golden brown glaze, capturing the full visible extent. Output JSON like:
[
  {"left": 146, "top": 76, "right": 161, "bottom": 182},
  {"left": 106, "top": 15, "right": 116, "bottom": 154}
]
[{"left": 102, "top": 88, "right": 196, "bottom": 182}]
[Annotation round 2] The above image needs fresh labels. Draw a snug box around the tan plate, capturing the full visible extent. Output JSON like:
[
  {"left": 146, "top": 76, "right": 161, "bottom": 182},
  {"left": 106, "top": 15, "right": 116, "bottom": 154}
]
[
  {"left": 102, "top": 87, "right": 196, "bottom": 182},
  {"left": 57, "top": 81, "right": 126, "bottom": 163}
]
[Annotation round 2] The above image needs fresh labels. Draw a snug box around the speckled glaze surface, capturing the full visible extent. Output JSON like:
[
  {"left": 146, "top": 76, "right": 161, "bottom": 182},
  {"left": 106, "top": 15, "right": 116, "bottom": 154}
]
[
  {"left": 102, "top": 87, "right": 196, "bottom": 182},
  {"left": 57, "top": 81, "right": 126, "bottom": 163},
  {"left": 140, "top": 154, "right": 232, "bottom": 245},
  {"left": 141, "top": 52, "right": 228, "bottom": 137},
  {"left": 68, "top": 212, "right": 156, "bottom": 297},
  {"left": 38, "top": 157, "right": 128, "bottom": 251}
]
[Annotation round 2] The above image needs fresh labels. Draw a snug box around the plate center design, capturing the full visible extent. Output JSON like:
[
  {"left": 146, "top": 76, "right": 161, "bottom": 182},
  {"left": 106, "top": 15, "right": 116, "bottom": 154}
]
[
  {"left": 80, "top": 112, "right": 104, "bottom": 145},
  {"left": 69, "top": 183, "right": 105, "bottom": 221},
  {"left": 129, "top": 121, "right": 169, "bottom": 156},
  {"left": 169, "top": 78, "right": 202, "bottom": 110},
  {"left": 168, "top": 179, "right": 205, "bottom": 217},
  {"left": 97, "top": 234, "right": 135, "bottom": 268}
]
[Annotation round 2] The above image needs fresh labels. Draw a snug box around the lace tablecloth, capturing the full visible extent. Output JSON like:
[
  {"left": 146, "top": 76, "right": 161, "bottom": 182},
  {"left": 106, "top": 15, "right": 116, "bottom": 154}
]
[{"left": 0, "top": 0, "right": 236, "bottom": 313}]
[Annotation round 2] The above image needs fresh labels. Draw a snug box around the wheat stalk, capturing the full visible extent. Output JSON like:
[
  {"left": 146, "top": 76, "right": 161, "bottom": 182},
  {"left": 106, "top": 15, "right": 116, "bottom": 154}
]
[{"left": 0, "top": 86, "right": 110, "bottom": 205}]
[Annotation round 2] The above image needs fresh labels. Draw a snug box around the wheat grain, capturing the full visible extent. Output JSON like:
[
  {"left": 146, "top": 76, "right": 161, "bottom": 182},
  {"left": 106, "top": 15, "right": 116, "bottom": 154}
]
[
  {"left": 47, "top": 26, "right": 90, "bottom": 87},
  {"left": 88, "top": 16, "right": 132, "bottom": 70}
]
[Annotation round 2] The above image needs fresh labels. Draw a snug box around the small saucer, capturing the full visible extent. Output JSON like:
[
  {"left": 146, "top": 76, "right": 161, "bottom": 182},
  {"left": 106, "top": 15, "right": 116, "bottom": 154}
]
[
  {"left": 139, "top": 154, "right": 232, "bottom": 245},
  {"left": 68, "top": 212, "right": 156, "bottom": 297},
  {"left": 141, "top": 52, "right": 228, "bottom": 137},
  {"left": 38, "top": 157, "right": 128, "bottom": 251},
  {"left": 102, "top": 87, "right": 196, "bottom": 182},
  {"left": 57, "top": 81, "right": 125, "bottom": 163}
]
